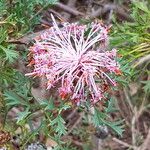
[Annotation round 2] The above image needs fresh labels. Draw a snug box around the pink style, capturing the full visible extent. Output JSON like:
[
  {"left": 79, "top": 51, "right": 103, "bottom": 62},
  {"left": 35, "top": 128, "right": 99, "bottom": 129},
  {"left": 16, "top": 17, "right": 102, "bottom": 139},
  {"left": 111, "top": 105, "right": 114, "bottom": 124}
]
[{"left": 26, "top": 14, "right": 121, "bottom": 105}]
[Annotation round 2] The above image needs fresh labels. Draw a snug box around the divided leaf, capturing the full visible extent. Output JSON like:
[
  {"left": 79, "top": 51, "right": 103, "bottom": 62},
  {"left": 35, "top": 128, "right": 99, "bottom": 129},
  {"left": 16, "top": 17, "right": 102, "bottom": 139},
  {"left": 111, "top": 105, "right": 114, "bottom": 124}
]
[
  {"left": 17, "top": 108, "right": 31, "bottom": 123},
  {"left": 92, "top": 108, "right": 124, "bottom": 136},
  {"left": 50, "top": 115, "right": 67, "bottom": 136}
]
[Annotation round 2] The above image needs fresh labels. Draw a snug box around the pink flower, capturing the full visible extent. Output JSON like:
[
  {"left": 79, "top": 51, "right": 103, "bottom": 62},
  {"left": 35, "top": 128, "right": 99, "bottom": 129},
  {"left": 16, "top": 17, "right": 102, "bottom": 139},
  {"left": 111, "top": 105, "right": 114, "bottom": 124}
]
[{"left": 26, "top": 14, "right": 121, "bottom": 105}]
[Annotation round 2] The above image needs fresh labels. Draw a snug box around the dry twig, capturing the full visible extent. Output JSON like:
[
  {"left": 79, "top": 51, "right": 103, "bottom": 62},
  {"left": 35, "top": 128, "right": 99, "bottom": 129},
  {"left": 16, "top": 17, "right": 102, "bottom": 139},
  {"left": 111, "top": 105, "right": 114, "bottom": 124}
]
[
  {"left": 56, "top": 2, "right": 84, "bottom": 16},
  {"left": 139, "top": 129, "right": 150, "bottom": 150},
  {"left": 61, "top": 0, "right": 77, "bottom": 20},
  {"left": 66, "top": 112, "right": 83, "bottom": 135},
  {"left": 134, "top": 54, "right": 150, "bottom": 68},
  {"left": 112, "top": 137, "right": 138, "bottom": 149},
  {"left": 90, "top": 3, "right": 133, "bottom": 21}
]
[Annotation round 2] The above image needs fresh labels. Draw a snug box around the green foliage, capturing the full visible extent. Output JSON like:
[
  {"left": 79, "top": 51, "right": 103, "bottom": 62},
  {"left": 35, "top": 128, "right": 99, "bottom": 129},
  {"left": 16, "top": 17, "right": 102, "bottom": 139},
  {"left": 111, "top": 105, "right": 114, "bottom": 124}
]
[
  {"left": 111, "top": 1, "right": 150, "bottom": 62},
  {"left": 105, "top": 98, "right": 118, "bottom": 113},
  {"left": 92, "top": 108, "right": 124, "bottom": 136},
  {"left": 0, "top": 1, "right": 59, "bottom": 148},
  {"left": 141, "top": 80, "right": 150, "bottom": 93},
  {"left": 3, "top": 72, "right": 32, "bottom": 107},
  {"left": 0, "top": 0, "right": 58, "bottom": 35},
  {"left": 111, "top": 0, "right": 150, "bottom": 107},
  {"left": 4, "top": 90, "right": 29, "bottom": 107},
  {"left": 40, "top": 98, "right": 54, "bottom": 111},
  {"left": 50, "top": 115, "right": 67, "bottom": 137},
  {"left": 2, "top": 0, "right": 148, "bottom": 149},
  {"left": 0, "top": 64, "right": 14, "bottom": 88},
  {"left": 0, "top": 0, "right": 6, "bottom": 16},
  {"left": 110, "top": 0, "right": 150, "bottom": 140},
  {"left": 0, "top": 45, "right": 19, "bottom": 63},
  {"left": 17, "top": 108, "right": 31, "bottom": 123}
]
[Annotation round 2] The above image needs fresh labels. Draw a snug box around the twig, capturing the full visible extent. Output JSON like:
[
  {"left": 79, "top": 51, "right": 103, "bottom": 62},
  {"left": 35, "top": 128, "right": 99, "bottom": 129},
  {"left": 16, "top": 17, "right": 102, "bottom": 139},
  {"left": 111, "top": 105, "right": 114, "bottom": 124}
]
[
  {"left": 72, "top": 140, "right": 83, "bottom": 147},
  {"left": 86, "top": 0, "right": 93, "bottom": 17},
  {"left": 131, "top": 110, "right": 137, "bottom": 149},
  {"left": 138, "top": 129, "right": 150, "bottom": 150},
  {"left": 8, "top": 29, "right": 50, "bottom": 45},
  {"left": 112, "top": 137, "right": 138, "bottom": 149},
  {"left": 117, "top": 90, "right": 131, "bottom": 127},
  {"left": 66, "top": 108, "right": 77, "bottom": 120},
  {"left": 90, "top": 4, "right": 115, "bottom": 19},
  {"left": 29, "top": 3, "right": 50, "bottom": 21},
  {"left": 138, "top": 94, "right": 148, "bottom": 119},
  {"left": 66, "top": 112, "right": 83, "bottom": 135},
  {"left": 90, "top": 3, "right": 133, "bottom": 21},
  {"left": 91, "top": 135, "right": 104, "bottom": 150},
  {"left": 134, "top": 54, "right": 150, "bottom": 68},
  {"left": 123, "top": 87, "right": 134, "bottom": 113},
  {"left": 93, "top": 0, "right": 104, "bottom": 6},
  {"left": 62, "top": 0, "right": 77, "bottom": 20},
  {"left": 62, "top": 135, "right": 83, "bottom": 147},
  {"left": 47, "top": 9, "right": 67, "bottom": 22},
  {"left": 107, "top": 9, "right": 113, "bottom": 24},
  {"left": 40, "top": 19, "right": 52, "bottom": 27},
  {"left": 55, "top": 2, "right": 84, "bottom": 16}
]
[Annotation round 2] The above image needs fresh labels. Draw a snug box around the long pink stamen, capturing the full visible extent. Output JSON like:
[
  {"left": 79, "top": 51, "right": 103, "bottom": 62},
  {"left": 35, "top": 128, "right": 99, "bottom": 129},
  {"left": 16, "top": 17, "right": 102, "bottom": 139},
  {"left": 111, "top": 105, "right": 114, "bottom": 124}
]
[{"left": 26, "top": 14, "right": 121, "bottom": 105}]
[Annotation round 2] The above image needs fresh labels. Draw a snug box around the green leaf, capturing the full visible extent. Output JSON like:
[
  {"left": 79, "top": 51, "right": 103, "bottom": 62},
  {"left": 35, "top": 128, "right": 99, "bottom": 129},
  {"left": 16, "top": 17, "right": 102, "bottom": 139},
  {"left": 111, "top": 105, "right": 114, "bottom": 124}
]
[
  {"left": 58, "top": 104, "right": 71, "bottom": 114},
  {"left": 4, "top": 91, "right": 22, "bottom": 106},
  {"left": 0, "top": 27, "right": 7, "bottom": 43},
  {"left": 0, "top": 45, "right": 19, "bottom": 63},
  {"left": 133, "top": 1, "right": 150, "bottom": 14},
  {"left": 105, "top": 120, "right": 125, "bottom": 136},
  {"left": 105, "top": 98, "right": 118, "bottom": 113},
  {"left": 92, "top": 108, "right": 124, "bottom": 136},
  {"left": 40, "top": 98, "right": 54, "bottom": 110},
  {"left": 17, "top": 108, "right": 31, "bottom": 123},
  {"left": 141, "top": 80, "right": 150, "bottom": 93},
  {"left": 4, "top": 91, "right": 29, "bottom": 107},
  {"left": 92, "top": 108, "right": 107, "bottom": 127},
  {"left": 50, "top": 115, "right": 67, "bottom": 136}
]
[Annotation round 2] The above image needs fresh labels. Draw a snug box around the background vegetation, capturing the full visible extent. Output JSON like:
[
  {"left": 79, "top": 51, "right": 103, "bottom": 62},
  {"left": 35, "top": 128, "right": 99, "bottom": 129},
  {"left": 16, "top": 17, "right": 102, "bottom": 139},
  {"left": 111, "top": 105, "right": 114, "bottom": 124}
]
[{"left": 0, "top": 0, "right": 150, "bottom": 150}]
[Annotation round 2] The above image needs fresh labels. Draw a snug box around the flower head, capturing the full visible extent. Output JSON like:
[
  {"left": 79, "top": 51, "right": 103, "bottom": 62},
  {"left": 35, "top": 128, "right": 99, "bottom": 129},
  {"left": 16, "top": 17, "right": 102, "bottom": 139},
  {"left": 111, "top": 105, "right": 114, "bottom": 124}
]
[{"left": 26, "top": 15, "right": 121, "bottom": 105}]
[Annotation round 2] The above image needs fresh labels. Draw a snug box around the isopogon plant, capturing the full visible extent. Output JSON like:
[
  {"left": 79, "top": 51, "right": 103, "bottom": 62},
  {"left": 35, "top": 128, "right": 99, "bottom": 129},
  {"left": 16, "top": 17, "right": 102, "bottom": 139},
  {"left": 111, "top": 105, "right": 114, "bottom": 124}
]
[{"left": 26, "top": 14, "right": 121, "bottom": 106}]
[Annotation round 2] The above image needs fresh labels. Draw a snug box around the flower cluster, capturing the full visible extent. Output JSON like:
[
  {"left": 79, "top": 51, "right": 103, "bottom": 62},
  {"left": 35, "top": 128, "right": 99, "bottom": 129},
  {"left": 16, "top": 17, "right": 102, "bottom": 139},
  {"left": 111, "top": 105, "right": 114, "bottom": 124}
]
[{"left": 26, "top": 15, "right": 121, "bottom": 105}]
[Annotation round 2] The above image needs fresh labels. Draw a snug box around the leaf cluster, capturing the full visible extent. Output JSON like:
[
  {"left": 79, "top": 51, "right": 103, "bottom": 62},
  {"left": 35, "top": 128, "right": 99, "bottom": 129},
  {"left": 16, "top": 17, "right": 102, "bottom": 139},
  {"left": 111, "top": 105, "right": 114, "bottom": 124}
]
[
  {"left": 111, "top": 0, "right": 150, "bottom": 105},
  {"left": 92, "top": 98, "right": 124, "bottom": 136},
  {"left": 111, "top": 0, "right": 150, "bottom": 64}
]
